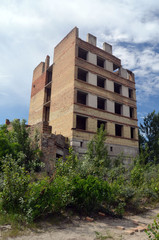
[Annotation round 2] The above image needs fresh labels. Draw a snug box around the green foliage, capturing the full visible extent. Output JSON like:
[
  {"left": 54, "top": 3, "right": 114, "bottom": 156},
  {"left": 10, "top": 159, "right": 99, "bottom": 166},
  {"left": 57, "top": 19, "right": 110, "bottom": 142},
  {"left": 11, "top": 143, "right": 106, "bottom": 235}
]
[
  {"left": 84, "top": 124, "right": 110, "bottom": 177},
  {"left": 0, "top": 119, "right": 42, "bottom": 172},
  {"left": 71, "top": 175, "right": 111, "bottom": 213},
  {"left": 1, "top": 155, "right": 30, "bottom": 212},
  {"left": 140, "top": 111, "right": 159, "bottom": 164},
  {"left": 2, "top": 116, "right": 159, "bottom": 224},
  {"left": 145, "top": 215, "right": 159, "bottom": 240}
]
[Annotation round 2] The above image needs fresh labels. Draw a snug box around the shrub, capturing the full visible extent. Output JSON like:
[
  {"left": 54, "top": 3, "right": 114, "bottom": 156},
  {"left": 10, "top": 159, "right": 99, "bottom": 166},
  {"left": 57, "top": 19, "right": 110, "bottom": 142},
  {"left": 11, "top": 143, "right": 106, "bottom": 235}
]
[
  {"left": 1, "top": 155, "right": 30, "bottom": 212},
  {"left": 71, "top": 175, "right": 111, "bottom": 213}
]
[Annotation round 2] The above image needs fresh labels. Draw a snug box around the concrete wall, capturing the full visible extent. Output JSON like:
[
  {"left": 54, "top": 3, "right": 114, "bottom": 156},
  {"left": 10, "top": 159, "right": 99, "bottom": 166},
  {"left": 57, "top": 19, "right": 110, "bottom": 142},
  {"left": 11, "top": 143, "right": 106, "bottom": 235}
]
[{"left": 88, "top": 72, "right": 97, "bottom": 85}]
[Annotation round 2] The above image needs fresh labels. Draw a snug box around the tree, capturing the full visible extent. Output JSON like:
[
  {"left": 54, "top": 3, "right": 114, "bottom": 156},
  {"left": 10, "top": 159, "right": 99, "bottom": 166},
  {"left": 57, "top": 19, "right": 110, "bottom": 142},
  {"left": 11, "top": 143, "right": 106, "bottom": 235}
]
[
  {"left": 140, "top": 111, "right": 159, "bottom": 163},
  {"left": 0, "top": 119, "right": 42, "bottom": 171},
  {"left": 85, "top": 124, "right": 110, "bottom": 176}
]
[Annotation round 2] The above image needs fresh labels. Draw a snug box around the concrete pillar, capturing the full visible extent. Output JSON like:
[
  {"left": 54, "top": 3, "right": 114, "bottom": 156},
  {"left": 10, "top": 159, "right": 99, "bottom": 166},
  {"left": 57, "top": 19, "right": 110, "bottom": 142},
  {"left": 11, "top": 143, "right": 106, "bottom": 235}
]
[
  {"left": 107, "top": 122, "right": 115, "bottom": 135},
  {"left": 122, "top": 85, "right": 129, "bottom": 97},
  {"left": 107, "top": 100, "right": 114, "bottom": 113},
  {"left": 87, "top": 33, "right": 97, "bottom": 46},
  {"left": 103, "top": 42, "right": 112, "bottom": 54},
  {"left": 120, "top": 67, "right": 129, "bottom": 79},
  {"left": 105, "top": 60, "right": 113, "bottom": 72},
  {"left": 106, "top": 79, "right": 114, "bottom": 91},
  {"left": 123, "top": 105, "right": 130, "bottom": 117},
  {"left": 87, "top": 52, "right": 97, "bottom": 65},
  {"left": 88, "top": 72, "right": 97, "bottom": 86},
  {"left": 87, "top": 118, "right": 97, "bottom": 132},
  {"left": 45, "top": 55, "right": 50, "bottom": 71},
  {"left": 88, "top": 93, "right": 97, "bottom": 108}
]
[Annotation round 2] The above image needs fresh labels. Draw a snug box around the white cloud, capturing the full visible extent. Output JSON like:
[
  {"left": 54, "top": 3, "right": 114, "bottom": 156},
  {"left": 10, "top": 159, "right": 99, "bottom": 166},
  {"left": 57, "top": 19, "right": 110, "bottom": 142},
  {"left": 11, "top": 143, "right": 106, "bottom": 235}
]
[{"left": 0, "top": 0, "right": 159, "bottom": 122}]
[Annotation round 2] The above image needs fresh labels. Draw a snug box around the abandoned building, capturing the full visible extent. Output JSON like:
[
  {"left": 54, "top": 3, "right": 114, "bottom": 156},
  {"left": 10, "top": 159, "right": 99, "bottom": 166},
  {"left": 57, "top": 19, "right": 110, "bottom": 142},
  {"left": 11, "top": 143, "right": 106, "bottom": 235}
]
[{"left": 28, "top": 27, "right": 139, "bottom": 164}]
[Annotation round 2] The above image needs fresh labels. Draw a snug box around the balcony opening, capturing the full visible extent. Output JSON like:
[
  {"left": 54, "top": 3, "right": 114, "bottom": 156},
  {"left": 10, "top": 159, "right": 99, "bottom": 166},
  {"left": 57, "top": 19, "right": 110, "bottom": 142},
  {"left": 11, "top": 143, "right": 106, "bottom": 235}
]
[
  {"left": 97, "top": 120, "right": 106, "bottom": 130},
  {"left": 77, "top": 91, "right": 87, "bottom": 105},
  {"left": 115, "top": 102, "right": 122, "bottom": 115},
  {"left": 78, "top": 47, "right": 88, "bottom": 60},
  {"left": 78, "top": 68, "right": 88, "bottom": 82},
  {"left": 97, "top": 76, "right": 105, "bottom": 88},
  {"left": 130, "top": 107, "right": 134, "bottom": 118},
  {"left": 44, "top": 106, "right": 50, "bottom": 122},
  {"left": 76, "top": 115, "right": 87, "bottom": 130},
  {"left": 45, "top": 88, "right": 51, "bottom": 102},
  {"left": 97, "top": 56, "right": 105, "bottom": 68},
  {"left": 131, "top": 127, "right": 135, "bottom": 139},
  {"left": 46, "top": 70, "right": 52, "bottom": 84},
  {"left": 113, "top": 64, "right": 120, "bottom": 73},
  {"left": 115, "top": 124, "right": 122, "bottom": 137},
  {"left": 129, "top": 88, "right": 133, "bottom": 98},
  {"left": 97, "top": 97, "right": 106, "bottom": 110},
  {"left": 114, "top": 82, "right": 121, "bottom": 94}
]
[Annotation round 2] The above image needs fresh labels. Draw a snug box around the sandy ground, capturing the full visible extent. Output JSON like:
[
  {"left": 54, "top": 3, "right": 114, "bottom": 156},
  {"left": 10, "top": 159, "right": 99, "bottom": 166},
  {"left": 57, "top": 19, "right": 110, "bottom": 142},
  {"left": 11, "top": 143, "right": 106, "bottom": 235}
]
[{"left": 1, "top": 208, "right": 159, "bottom": 240}]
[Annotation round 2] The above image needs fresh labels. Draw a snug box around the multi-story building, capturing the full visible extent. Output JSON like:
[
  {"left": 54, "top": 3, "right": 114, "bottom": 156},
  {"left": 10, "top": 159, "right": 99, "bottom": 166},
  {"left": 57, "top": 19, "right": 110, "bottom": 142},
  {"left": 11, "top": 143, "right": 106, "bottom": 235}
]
[{"left": 28, "top": 27, "right": 139, "bottom": 159}]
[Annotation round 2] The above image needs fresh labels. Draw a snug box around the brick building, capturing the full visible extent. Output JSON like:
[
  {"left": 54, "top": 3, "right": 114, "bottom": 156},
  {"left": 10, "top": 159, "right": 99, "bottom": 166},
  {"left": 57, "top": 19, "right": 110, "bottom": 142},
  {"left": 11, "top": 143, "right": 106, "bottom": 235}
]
[{"left": 28, "top": 27, "right": 139, "bottom": 159}]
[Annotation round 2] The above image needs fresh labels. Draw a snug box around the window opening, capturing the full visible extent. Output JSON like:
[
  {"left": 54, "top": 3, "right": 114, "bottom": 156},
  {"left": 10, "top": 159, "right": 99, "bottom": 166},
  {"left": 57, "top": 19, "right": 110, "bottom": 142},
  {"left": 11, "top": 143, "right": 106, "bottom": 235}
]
[
  {"left": 131, "top": 127, "right": 135, "bottom": 139},
  {"left": 113, "top": 64, "right": 120, "bottom": 73},
  {"left": 97, "top": 97, "right": 106, "bottom": 110},
  {"left": 115, "top": 102, "right": 122, "bottom": 115},
  {"left": 97, "top": 56, "right": 105, "bottom": 68},
  {"left": 130, "top": 107, "right": 134, "bottom": 118},
  {"left": 129, "top": 88, "right": 133, "bottom": 98},
  {"left": 97, "top": 76, "right": 105, "bottom": 88},
  {"left": 44, "top": 106, "right": 50, "bottom": 122},
  {"left": 77, "top": 91, "right": 87, "bottom": 105},
  {"left": 78, "top": 47, "right": 88, "bottom": 60},
  {"left": 78, "top": 68, "right": 87, "bottom": 82},
  {"left": 76, "top": 115, "right": 87, "bottom": 130},
  {"left": 56, "top": 153, "right": 63, "bottom": 159},
  {"left": 46, "top": 88, "right": 51, "bottom": 102},
  {"left": 97, "top": 120, "right": 106, "bottom": 130},
  {"left": 114, "top": 82, "right": 121, "bottom": 94},
  {"left": 110, "top": 146, "right": 113, "bottom": 152},
  {"left": 115, "top": 124, "right": 122, "bottom": 137}
]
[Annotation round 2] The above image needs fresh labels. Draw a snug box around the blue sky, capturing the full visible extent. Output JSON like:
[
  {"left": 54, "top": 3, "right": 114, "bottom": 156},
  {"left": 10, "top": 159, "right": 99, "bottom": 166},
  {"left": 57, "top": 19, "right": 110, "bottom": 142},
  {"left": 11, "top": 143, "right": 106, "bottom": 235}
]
[{"left": 0, "top": 0, "right": 159, "bottom": 126}]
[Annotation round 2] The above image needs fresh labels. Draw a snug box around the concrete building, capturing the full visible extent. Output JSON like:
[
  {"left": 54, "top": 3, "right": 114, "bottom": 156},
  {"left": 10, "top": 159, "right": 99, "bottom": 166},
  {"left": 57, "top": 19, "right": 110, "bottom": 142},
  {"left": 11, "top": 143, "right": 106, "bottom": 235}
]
[{"left": 28, "top": 27, "right": 139, "bottom": 159}]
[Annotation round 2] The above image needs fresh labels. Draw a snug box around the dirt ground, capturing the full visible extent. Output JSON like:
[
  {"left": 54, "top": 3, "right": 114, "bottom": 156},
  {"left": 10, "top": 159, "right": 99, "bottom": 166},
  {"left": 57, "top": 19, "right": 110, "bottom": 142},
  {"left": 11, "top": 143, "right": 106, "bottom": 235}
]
[{"left": 1, "top": 208, "right": 159, "bottom": 240}]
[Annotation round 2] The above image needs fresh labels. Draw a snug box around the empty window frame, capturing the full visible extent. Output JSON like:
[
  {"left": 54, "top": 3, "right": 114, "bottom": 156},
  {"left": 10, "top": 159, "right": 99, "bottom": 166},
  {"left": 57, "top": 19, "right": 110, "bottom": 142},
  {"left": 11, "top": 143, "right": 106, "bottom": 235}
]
[
  {"left": 77, "top": 91, "right": 87, "bottom": 105},
  {"left": 97, "top": 76, "right": 105, "bottom": 88},
  {"left": 45, "top": 88, "right": 51, "bottom": 102},
  {"left": 115, "top": 102, "right": 122, "bottom": 115},
  {"left": 129, "top": 88, "right": 133, "bottom": 98},
  {"left": 115, "top": 124, "right": 123, "bottom": 137},
  {"left": 130, "top": 127, "right": 135, "bottom": 139},
  {"left": 130, "top": 107, "right": 134, "bottom": 118},
  {"left": 97, "top": 120, "right": 106, "bottom": 130},
  {"left": 97, "top": 97, "right": 106, "bottom": 110},
  {"left": 44, "top": 106, "right": 50, "bottom": 122},
  {"left": 77, "top": 68, "right": 88, "bottom": 82},
  {"left": 76, "top": 115, "right": 87, "bottom": 130},
  {"left": 97, "top": 56, "right": 105, "bottom": 68},
  {"left": 46, "top": 71, "right": 52, "bottom": 84},
  {"left": 113, "top": 64, "right": 120, "bottom": 73},
  {"left": 114, "top": 82, "right": 121, "bottom": 94},
  {"left": 78, "top": 47, "right": 88, "bottom": 60}
]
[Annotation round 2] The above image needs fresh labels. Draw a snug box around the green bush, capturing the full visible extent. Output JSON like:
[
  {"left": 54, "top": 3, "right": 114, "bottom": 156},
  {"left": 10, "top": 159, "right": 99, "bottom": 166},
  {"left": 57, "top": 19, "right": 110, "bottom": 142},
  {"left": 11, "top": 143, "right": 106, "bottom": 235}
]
[
  {"left": 71, "top": 175, "right": 111, "bottom": 213},
  {"left": 1, "top": 155, "right": 30, "bottom": 212}
]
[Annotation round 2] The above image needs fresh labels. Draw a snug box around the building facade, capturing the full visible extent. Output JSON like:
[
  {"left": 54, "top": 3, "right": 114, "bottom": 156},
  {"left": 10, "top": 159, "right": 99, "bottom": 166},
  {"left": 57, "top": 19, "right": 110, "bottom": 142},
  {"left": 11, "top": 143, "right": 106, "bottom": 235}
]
[{"left": 28, "top": 27, "right": 139, "bottom": 159}]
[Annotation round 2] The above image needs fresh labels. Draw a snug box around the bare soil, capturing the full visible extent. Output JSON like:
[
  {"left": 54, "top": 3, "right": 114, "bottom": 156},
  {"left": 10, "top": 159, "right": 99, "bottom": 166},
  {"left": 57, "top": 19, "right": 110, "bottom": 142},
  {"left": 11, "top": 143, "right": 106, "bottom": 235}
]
[{"left": 1, "top": 208, "right": 159, "bottom": 240}]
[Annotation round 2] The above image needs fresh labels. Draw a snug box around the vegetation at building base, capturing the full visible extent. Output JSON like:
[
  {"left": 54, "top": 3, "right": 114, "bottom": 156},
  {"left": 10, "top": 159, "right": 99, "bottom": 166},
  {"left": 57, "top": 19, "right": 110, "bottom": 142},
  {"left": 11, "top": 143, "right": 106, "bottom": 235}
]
[{"left": 0, "top": 112, "right": 159, "bottom": 237}]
